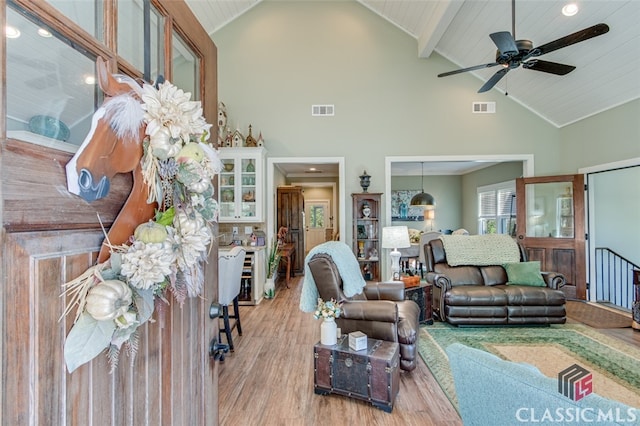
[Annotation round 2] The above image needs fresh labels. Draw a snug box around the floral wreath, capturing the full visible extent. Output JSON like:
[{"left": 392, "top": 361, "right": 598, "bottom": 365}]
[{"left": 62, "top": 81, "right": 221, "bottom": 373}]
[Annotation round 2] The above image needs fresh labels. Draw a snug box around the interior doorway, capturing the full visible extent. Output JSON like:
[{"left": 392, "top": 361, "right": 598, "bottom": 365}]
[
  {"left": 266, "top": 157, "right": 345, "bottom": 257},
  {"left": 580, "top": 157, "right": 640, "bottom": 309}
]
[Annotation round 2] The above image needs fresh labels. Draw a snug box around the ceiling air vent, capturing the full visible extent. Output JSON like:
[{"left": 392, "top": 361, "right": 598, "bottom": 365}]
[
  {"left": 472, "top": 101, "right": 496, "bottom": 114},
  {"left": 312, "top": 104, "right": 335, "bottom": 116}
]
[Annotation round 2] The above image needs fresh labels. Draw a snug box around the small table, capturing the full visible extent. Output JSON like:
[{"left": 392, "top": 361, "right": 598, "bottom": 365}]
[
  {"left": 279, "top": 243, "right": 296, "bottom": 288},
  {"left": 314, "top": 336, "right": 399, "bottom": 412},
  {"left": 404, "top": 282, "right": 433, "bottom": 324}
]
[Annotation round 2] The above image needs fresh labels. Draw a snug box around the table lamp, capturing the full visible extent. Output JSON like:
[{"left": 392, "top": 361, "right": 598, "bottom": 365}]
[{"left": 382, "top": 225, "right": 411, "bottom": 281}]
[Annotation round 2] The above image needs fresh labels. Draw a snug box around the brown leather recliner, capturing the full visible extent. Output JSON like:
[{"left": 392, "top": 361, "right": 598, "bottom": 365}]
[{"left": 307, "top": 253, "right": 420, "bottom": 372}]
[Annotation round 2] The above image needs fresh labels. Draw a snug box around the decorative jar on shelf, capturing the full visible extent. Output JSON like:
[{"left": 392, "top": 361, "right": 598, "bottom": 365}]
[{"left": 362, "top": 202, "right": 371, "bottom": 218}]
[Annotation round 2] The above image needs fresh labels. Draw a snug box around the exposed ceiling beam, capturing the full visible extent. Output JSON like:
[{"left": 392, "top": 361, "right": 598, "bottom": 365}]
[{"left": 417, "top": 0, "right": 464, "bottom": 58}]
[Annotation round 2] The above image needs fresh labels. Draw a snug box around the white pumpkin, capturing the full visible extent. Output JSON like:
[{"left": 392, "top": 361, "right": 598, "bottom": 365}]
[
  {"left": 85, "top": 280, "right": 133, "bottom": 321},
  {"left": 174, "top": 210, "right": 204, "bottom": 235},
  {"left": 134, "top": 220, "right": 168, "bottom": 244}
]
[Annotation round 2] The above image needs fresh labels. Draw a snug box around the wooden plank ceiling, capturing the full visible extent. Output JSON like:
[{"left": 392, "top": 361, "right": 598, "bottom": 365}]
[{"left": 185, "top": 0, "right": 640, "bottom": 128}]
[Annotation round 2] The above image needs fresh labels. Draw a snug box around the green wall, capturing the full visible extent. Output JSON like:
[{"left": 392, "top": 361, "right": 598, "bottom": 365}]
[
  {"left": 213, "top": 0, "right": 639, "bottom": 244},
  {"left": 213, "top": 1, "right": 565, "bottom": 225},
  {"left": 559, "top": 100, "right": 640, "bottom": 172}
]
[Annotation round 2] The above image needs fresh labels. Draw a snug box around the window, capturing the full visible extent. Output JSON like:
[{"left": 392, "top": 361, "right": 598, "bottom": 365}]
[
  {"left": 478, "top": 181, "right": 516, "bottom": 235},
  {"left": 309, "top": 205, "right": 325, "bottom": 228}
]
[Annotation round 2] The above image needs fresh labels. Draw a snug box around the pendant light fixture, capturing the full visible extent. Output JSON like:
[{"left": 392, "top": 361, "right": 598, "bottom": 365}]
[{"left": 410, "top": 162, "right": 435, "bottom": 209}]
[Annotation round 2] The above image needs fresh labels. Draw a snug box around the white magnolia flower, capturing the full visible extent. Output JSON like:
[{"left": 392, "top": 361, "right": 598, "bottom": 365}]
[
  {"left": 121, "top": 240, "right": 176, "bottom": 290},
  {"left": 141, "top": 81, "right": 212, "bottom": 146}
]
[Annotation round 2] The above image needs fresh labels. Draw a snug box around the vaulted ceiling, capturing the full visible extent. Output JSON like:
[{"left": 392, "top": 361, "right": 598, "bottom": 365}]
[{"left": 185, "top": 0, "right": 640, "bottom": 128}]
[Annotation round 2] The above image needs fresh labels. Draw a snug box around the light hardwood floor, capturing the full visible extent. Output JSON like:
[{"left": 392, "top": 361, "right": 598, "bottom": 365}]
[
  {"left": 218, "top": 275, "right": 639, "bottom": 425},
  {"left": 218, "top": 275, "right": 461, "bottom": 425}
]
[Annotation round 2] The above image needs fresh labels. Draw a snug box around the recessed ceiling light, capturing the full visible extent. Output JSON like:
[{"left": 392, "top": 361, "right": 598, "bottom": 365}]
[
  {"left": 562, "top": 3, "right": 579, "bottom": 17},
  {"left": 5, "top": 25, "right": 20, "bottom": 39},
  {"left": 84, "top": 75, "right": 96, "bottom": 85},
  {"left": 37, "top": 28, "right": 52, "bottom": 38}
]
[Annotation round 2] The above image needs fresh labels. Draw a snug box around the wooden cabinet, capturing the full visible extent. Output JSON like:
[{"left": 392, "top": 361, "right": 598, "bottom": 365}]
[
  {"left": 352, "top": 193, "right": 382, "bottom": 282},
  {"left": 218, "top": 147, "right": 266, "bottom": 222},
  {"left": 277, "top": 186, "right": 305, "bottom": 273}
]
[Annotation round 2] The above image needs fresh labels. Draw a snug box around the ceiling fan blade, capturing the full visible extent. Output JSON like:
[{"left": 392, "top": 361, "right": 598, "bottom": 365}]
[
  {"left": 528, "top": 23, "right": 609, "bottom": 57},
  {"left": 478, "top": 68, "right": 509, "bottom": 93},
  {"left": 438, "top": 62, "right": 500, "bottom": 78},
  {"left": 522, "top": 59, "right": 575, "bottom": 75},
  {"left": 490, "top": 31, "right": 519, "bottom": 54}
]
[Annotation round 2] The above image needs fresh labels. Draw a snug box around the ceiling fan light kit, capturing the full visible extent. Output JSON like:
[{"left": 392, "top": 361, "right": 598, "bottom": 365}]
[{"left": 438, "top": 0, "right": 609, "bottom": 93}]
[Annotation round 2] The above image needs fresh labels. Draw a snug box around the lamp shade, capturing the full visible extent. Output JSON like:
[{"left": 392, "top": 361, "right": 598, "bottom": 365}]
[
  {"left": 381, "top": 226, "right": 411, "bottom": 249},
  {"left": 410, "top": 191, "right": 435, "bottom": 208},
  {"left": 425, "top": 209, "right": 435, "bottom": 220}
]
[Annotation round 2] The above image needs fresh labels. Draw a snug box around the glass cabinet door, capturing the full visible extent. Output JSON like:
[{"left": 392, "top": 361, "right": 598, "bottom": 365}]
[
  {"left": 240, "top": 158, "right": 257, "bottom": 219},
  {"left": 219, "top": 159, "right": 237, "bottom": 220}
]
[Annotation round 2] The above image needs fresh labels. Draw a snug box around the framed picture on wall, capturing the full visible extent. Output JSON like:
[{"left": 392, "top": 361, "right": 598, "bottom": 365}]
[{"left": 391, "top": 190, "right": 424, "bottom": 221}]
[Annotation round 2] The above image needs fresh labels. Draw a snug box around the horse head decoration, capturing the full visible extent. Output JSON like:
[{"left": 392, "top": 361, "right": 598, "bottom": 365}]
[
  {"left": 62, "top": 58, "right": 220, "bottom": 373},
  {"left": 66, "top": 57, "right": 156, "bottom": 263}
]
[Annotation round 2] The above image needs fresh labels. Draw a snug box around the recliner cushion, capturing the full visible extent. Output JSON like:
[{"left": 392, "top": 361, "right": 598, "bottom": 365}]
[
  {"left": 480, "top": 265, "right": 508, "bottom": 286},
  {"left": 496, "top": 285, "right": 566, "bottom": 306},
  {"left": 445, "top": 286, "right": 508, "bottom": 306},
  {"left": 434, "top": 264, "right": 484, "bottom": 286}
]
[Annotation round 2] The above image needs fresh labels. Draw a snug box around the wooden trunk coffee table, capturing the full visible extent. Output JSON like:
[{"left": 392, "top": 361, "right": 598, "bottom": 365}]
[{"left": 313, "top": 336, "right": 399, "bottom": 412}]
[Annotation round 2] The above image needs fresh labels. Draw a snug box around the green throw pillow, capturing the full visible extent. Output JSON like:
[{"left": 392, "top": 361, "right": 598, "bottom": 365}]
[{"left": 503, "top": 261, "right": 546, "bottom": 287}]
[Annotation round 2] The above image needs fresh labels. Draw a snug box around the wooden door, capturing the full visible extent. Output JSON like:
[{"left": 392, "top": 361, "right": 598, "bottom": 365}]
[
  {"left": 516, "top": 174, "right": 586, "bottom": 299},
  {"left": 277, "top": 186, "right": 305, "bottom": 273},
  {"left": 1, "top": 1, "right": 219, "bottom": 424},
  {"left": 305, "top": 200, "right": 330, "bottom": 255}
]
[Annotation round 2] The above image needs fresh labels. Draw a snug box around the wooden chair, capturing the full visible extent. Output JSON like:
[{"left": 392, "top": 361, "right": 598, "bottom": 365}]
[{"left": 218, "top": 246, "right": 246, "bottom": 352}]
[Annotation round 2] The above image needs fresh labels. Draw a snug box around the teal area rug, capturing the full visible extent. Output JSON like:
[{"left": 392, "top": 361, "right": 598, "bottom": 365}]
[{"left": 418, "top": 323, "right": 640, "bottom": 411}]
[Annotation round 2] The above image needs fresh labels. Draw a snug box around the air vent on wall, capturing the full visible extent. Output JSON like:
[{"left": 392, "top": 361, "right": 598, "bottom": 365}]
[
  {"left": 312, "top": 104, "right": 335, "bottom": 116},
  {"left": 472, "top": 101, "right": 496, "bottom": 113}
]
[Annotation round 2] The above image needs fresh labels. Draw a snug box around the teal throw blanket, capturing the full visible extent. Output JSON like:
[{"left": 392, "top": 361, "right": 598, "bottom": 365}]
[{"left": 299, "top": 241, "right": 366, "bottom": 312}]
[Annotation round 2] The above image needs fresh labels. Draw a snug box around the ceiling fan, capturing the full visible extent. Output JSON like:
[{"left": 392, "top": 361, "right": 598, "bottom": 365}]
[{"left": 437, "top": 0, "right": 609, "bottom": 93}]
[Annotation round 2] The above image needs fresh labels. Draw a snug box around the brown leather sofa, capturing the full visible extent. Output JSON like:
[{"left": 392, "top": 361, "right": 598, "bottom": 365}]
[
  {"left": 307, "top": 253, "right": 420, "bottom": 372},
  {"left": 425, "top": 239, "right": 567, "bottom": 326}
]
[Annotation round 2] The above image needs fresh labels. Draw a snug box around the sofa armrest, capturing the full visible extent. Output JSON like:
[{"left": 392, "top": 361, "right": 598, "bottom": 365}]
[
  {"left": 363, "top": 282, "right": 404, "bottom": 301},
  {"left": 341, "top": 300, "right": 398, "bottom": 322},
  {"left": 541, "top": 272, "right": 566, "bottom": 289},
  {"left": 426, "top": 272, "right": 452, "bottom": 291}
]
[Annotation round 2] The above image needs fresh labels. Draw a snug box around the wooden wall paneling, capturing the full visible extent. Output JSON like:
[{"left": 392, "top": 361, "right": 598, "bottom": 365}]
[
  {"left": 3, "top": 140, "right": 131, "bottom": 232},
  {"left": 36, "top": 256, "right": 66, "bottom": 424},
  {"left": 64, "top": 252, "right": 97, "bottom": 426},
  {"left": 3, "top": 1, "right": 218, "bottom": 424},
  {"left": 525, "top": 247, "right": 545, "bottom": 267},
  {"left": 552, "top": 248, "right": 576, "bottom": 286},
  {"left": 3, "top": 230, "right": 102, "bottom": 423}
]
